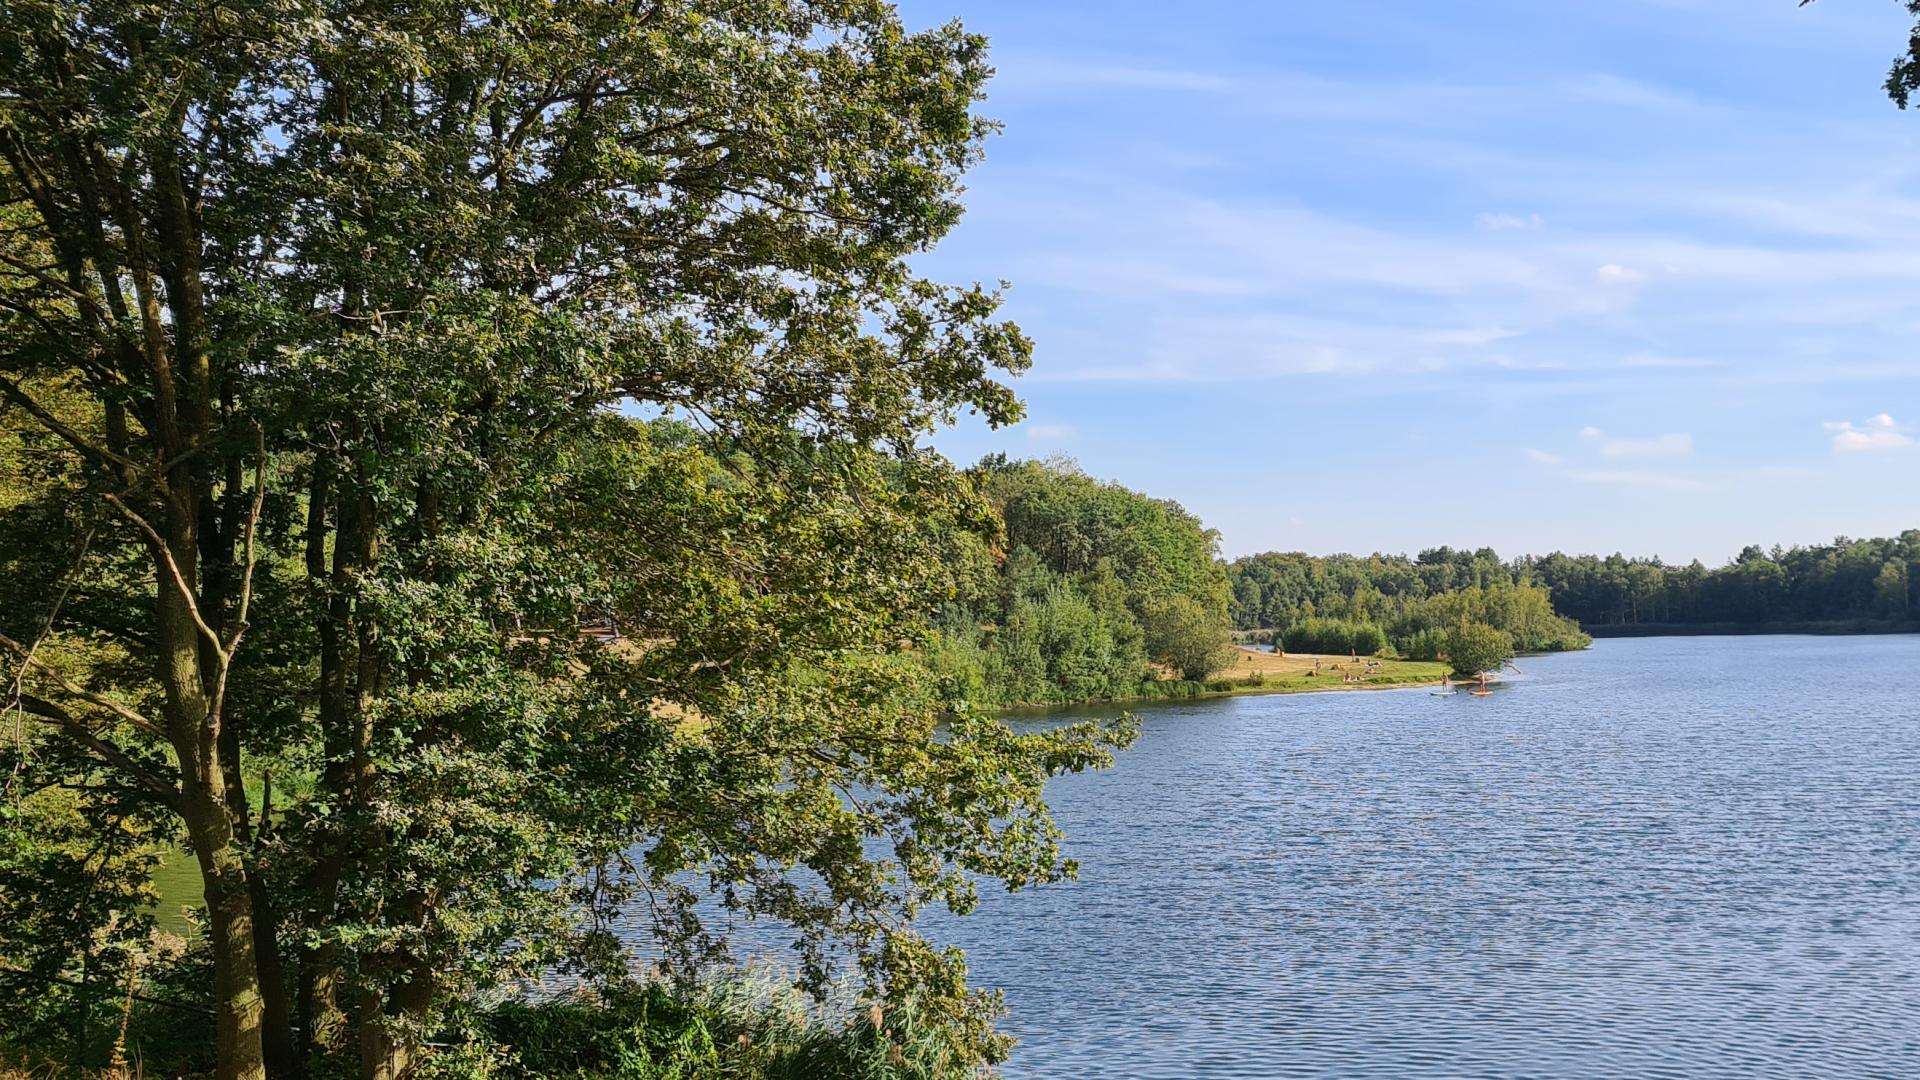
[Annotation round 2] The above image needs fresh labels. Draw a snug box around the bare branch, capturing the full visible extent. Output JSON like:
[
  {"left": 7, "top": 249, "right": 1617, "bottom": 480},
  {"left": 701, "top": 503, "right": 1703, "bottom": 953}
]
[
  {"left": 207, "top": 423, "right": 267, "bottom": 731},
  {"left": 225, "top": 422, "right": 267, "bottom": 652},
  {"left": 0, "top": 372, "right": 137, "bottom": 476},
  {"left": 101, "top": 492, "right": 229, "bottom": 663},
  {"left": 0, "top": 631, "right": 169, "bottom": 742},
  {"left": 8, "top": 693, "right": 178, "bottom": 805}
]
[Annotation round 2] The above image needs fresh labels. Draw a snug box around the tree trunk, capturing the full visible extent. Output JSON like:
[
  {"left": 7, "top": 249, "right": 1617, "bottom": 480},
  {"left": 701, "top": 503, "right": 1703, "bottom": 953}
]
[
  {"left": 357, "top": 963, "right": 433, "bottom": 1080},
  {"left": 154, "top": 491, "right": 268, "bottom": 1080},
  {"left": 185, "top": 790, "right": 270, "bottom": 1080}
]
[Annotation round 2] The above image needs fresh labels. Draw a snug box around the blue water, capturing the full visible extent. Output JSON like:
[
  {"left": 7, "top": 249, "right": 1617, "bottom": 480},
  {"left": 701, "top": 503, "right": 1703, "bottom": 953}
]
[{"left": 920, "top": 635, "right": 1920, "bottom": 1079}]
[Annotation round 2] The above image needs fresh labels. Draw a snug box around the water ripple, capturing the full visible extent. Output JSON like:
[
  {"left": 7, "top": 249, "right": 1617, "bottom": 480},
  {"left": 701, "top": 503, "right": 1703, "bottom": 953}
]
[{"left": 919, "top": 635, "right": 1920, "bottom": 1079}]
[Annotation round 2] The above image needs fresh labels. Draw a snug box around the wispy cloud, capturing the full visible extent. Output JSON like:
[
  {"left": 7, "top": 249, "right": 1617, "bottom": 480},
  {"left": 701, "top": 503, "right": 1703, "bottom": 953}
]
[
  {"left": 1825, "top": 413, "right": 1913, "bottom": 453},
  {"left": 1746, "top": 465, "right": 1819, "bottom": 479},
  {"left": 1599, "top": 432, "right": 1694, "bottom": 458},
  {"left": 1595, "top": 263, "right": 1648, "bottom": 286},
  {"left": 1525, "top": 448, "right": 1567, "bottom": 466},
  {"left": 953, "top": 38, "right": 1920, "bottom": 395},
  {"left": 1620, "top": 352, "right": 1720, "bottom": 370}
]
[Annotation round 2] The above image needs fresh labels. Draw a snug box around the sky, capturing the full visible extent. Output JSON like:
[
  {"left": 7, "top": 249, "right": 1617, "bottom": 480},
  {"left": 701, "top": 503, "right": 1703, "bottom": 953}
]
[{"left": 894, "top": 0, "right": 1920, "bottom": 565}]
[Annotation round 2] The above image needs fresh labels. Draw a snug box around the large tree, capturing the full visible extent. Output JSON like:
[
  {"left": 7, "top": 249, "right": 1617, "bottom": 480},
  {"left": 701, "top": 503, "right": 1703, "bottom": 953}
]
[{"left": 0, "top": 4, "right": 1126, "bottom": 1079}]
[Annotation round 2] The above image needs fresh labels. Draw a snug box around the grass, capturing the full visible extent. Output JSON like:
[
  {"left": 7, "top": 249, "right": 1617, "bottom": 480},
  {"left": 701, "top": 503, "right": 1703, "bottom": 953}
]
[{"left": 1209, "top": 647, "right": 1452, "bottom": 696}]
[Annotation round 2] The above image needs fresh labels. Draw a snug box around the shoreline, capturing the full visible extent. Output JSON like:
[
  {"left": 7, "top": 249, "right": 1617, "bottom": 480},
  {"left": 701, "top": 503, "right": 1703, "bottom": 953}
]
[
  {"left": 994, "top": 647, "right": 1482, "bottom": 713},
  {"left": 1584, "top": 620, "right": 1920, "bottom": 638}
]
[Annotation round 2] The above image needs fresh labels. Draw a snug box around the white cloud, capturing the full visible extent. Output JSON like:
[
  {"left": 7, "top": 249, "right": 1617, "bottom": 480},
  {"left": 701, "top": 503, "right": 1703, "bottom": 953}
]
[
  {"left": 1620, "top": 352, "right": 1719, "bottom": 370},
  {"left": 1525, "top": 448, "right": 1567, "bottom": 466},
  {"left": 1578, "top": 426, "right": 1605, "bottom": 440},
  {"left": 1025, "top": 423, "right": 1078, "bottom": 441},
  {"left": 1600, "top": 432, "right": 1694, "bottom": 458},
  {"left": 1826, "top": 413, "right": 1913, "bottom": 453},
  {"left": 950, "top": 42, "right": 1920, "bottom": 396}
]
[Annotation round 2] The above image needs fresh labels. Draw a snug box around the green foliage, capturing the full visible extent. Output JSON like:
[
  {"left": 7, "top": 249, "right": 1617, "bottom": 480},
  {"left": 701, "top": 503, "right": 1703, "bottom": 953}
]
[
  {"left": 1445, "top": 623, "right": 1515, "bottom": 678},
  {"left": 0, "top": 4, "right": 1132, "bottom": 1077},
  {"left": 1399, "top": 628, "right": 1450, "bottom": 662},
  {"left": 1279, "top": 618, "right": 1387, "bottom": 657},
  {"left": 458, "top": 977, "right": 997, "bottom": 1080},
  {"left": 1227, "top": 549, "right": 1590, "bottom": 654},
  {"left": 922, "top": 458, "right": 1231, "bottom": 706},
  {"left": 1142, "top": 596, "right": 1234, "bottom": 682},
  {"left": 1524, "top": 533, "right": 1920, "bottom": 629}
]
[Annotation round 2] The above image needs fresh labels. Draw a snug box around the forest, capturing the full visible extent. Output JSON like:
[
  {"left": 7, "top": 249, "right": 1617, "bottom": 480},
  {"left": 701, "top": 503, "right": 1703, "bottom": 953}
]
[
  {"left": 1227, "top": 535, "right": 1920, "bottom": 647},
  {"left": 1225, "top": 548, "right": 1592, "bottom": 655},
  {"left": 1521, "top": 537, "right": 1920, "bottom": 630},
  {"left": 919, "top": 456, "right": 1234, "bottom": 709}
]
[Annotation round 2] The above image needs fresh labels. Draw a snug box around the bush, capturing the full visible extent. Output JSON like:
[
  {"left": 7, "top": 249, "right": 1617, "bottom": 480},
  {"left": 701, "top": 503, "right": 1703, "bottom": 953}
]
[
  {"left": 457, "top": 975, "right": 1000, "bottom": 1080},
  {"left": 1397, "top": 628, "right": 1449, "bottom": 662},
  {"left": 1445, "top": 622, "right": 1515, "bottom": 677}
]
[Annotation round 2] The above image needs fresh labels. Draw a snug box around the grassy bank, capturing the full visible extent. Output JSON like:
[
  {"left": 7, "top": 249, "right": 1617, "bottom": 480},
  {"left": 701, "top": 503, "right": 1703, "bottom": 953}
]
[
  {"left": 999, "top": 648, "right": 1452, "bottom": 711},
  {"left": 1212, "top": 647, "right": 1452, "bottom": 695}
]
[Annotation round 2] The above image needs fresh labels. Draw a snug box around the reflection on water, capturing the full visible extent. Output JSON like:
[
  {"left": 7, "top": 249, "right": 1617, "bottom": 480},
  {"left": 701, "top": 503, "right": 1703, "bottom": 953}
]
[{"left": 911, "top": 635, "right": 1920, "bottom": 1079}]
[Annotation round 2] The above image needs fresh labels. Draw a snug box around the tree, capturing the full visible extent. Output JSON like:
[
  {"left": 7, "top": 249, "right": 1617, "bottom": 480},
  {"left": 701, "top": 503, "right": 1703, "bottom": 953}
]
[
  {"left": 1445, "top": 623, "right": 1515, "bottom": 678},
  {"left": 1143, "top": 595, "right": 1233, "bottom": 682},
  {"left": 1875, "top": 560, "right": 1911, "bottom": 617},
  {"left": 926, "top": 457, "right": 1229, "bottom": 706},
  {"left": 0, "top": 5, "right": 1129, "bottom": 1079}
]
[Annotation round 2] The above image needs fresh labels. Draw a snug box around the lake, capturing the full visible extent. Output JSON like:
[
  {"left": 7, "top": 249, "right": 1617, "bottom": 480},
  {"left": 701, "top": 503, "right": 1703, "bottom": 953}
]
[{"left": 919, "top": 635, "right": 1920, "bottom": 1079}]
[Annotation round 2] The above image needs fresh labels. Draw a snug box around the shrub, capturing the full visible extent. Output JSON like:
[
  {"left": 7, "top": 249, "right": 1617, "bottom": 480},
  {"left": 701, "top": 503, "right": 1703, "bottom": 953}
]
[
  {"left": 1398, "top": 628, "right": 1449, "bottom": 662},
  {"left": 464, "top": 974, "right": 999, "bottom": 1080},
  {"left": 1445, "top": 622, "right": 1515, "bottom": 677}
]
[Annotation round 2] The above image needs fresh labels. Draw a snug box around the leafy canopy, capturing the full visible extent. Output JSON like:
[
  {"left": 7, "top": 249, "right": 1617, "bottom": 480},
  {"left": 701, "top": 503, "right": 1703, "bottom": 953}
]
[{"left": 0, "top": 3, "right": 1130, "bottom": 1077}]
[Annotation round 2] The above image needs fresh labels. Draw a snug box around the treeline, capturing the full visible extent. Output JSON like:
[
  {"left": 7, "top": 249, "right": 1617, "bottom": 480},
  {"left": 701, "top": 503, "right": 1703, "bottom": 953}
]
[
  {"left": 923, "top": 457, "right": 1233, "bottom": 708},
  {"left": 1229, "top": 534, "right": 1920, "bottom": 644},
  {"left": 1227, "top": 548, "right": 1592, "bottom": 655},
  {"left": 1523, "top": 534, "right": 1920, "bottom": 628},
  {"left": 923, "top": 469, "right": 1627, "bottom": 710}
]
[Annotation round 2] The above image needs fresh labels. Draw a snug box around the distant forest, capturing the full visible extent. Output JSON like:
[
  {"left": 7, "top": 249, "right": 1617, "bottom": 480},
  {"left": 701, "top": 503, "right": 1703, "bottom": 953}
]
[{"left": 1228, "top": 533, "right": 1920, "bottom": 635}]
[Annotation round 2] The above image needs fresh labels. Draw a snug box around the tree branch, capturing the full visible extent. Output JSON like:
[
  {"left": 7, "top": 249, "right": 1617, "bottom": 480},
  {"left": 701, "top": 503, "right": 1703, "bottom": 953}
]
[
  {"left": 0, "top": 631, "right": 169, "bottom": 742},
  {"left": 8, "top": 693, "right": 178, "bottom": 805},
  {"left": 101, "top": 492, "right": 229, "bottom": 664},
  {"left": 0, "top": 373, "right": 137, "bottom": 476}
]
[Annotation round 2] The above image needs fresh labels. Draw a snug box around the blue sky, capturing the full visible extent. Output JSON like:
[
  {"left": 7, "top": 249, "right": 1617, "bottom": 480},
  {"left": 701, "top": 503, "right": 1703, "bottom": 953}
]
[{"left": 897, "top": 0, "right": 1920, "bottom": 564}]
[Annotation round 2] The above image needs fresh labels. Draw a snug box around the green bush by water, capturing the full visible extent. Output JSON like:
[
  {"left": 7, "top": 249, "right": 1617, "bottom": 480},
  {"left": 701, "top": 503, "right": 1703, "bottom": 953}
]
[{"left": 441, "top": 977, "right": 996, "bottom": 1080}]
